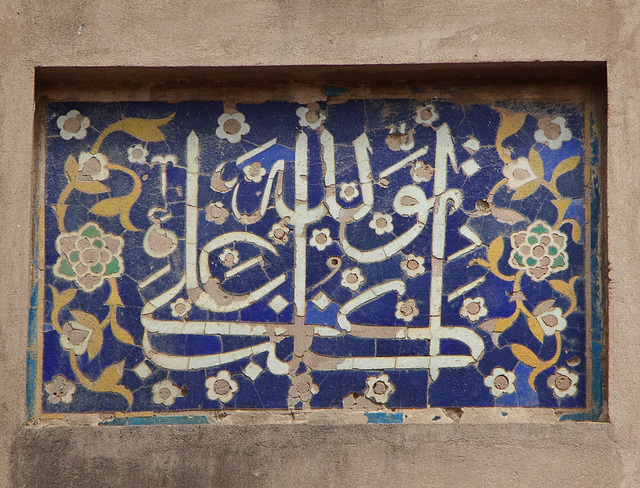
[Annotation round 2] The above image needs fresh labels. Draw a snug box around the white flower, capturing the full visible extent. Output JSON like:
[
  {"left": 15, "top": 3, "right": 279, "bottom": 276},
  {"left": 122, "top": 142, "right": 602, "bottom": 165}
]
[
  {"left": 339, "top": 182, "right": 360, "bottom": 202},
  {"left": 410, "top": 160, "right": 434, "bottom": 184},
  {"left": 150, "top": 154, "right": 177, "bottom": 166},
  {"left": 341, "top": 267, "right": 365, "bottom": 291},
  {"left": 547, "top": 367, "right": 579, "bottom": 398},
  {"left": 369, "top": 212, "right": 394, "bottom": 235},
  {"left": 77, "top": 152, "right": 109, "bottom": 182},
  {"left": 309, "top": 228, "right": 333, "bottom": 251},
  {"left": 216, "top": 112, "right": 250, "bottom": 143},
  {"left": 385, "top": 125, "right": 414, "bottom": 152},
  {"left": 57, "top": 110, "right": 90, "bottom": 140},
  {"left": 400, "top": 254, "right": 426, "bottom": 278},
  {"left": 288, "top": 371, "right": 320, "bottom": 405},
  {"left": 535, "top": 116, "right": 572, "bottom": 150},
  {"left": 414, "top": 104, "right": 439, "bottom": 127},
  {"left": 395, "top": 299, "right": 419, "bottom": 322},
  {"left": 502, "top": 157, "right": 538, "bottom": 190},
  {"left": 152, "top": 379, "right": 182, "bottom": 406},
  {"left": 535, "top": 306, "right": 567, "bottom": 336},
  {"left": 484, "top": 367, "right": 516, "bottom": 397},
  {"left": 170, "top": 298, "right": 192, "bottom": 318},
  {"left": 128, "top": 144, "right": 149, "bottom": 164},
  {"left": 59, "top": 320, "right": 93, "bottom": 356},
  {"left": 218, "top": 248, "right": 239, "bottom": 267},
  {"left": 243, "top": 161, "right": 267, "bottom": 183},
  {"left": 205, "top": 201, "right": 230, "bottom": 224},
  {"left": 45, "top": 375, "right": 77, "bottom": 404},
  {"left": 296, "top": 103, "right": 326, "bottom": 129},
  {"left": 460, "top": 297, "right": 488, "bottom": 323},
  {"left": 269, "top": 220, "right": 291, "bottom": 245},
  {"left": 205, "top": 371, "right": 239, "bottom": 403},
  {"left": 364, "top": 374, "right": 395, "bottom": 404}
]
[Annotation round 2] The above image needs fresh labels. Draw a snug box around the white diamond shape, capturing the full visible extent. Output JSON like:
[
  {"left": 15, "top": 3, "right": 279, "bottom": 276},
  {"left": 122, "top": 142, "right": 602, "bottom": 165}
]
[
  {"left": 463, "top": 137, "right": 481, "bottom": 154},
  {"left": 461, "top": 158, "right": 481, "bottom": 177},
  {"left": 311, "top": 291, "right": 333, "bottom": 311},
  {"left": 268, "top": 294, "right": 289, "bottom": 314},
  {"left": 133, "top": 361, "right": 152, "bottom": 379},
  {"left": 243, "top": 361, "right": 263, "bottom": 381}
]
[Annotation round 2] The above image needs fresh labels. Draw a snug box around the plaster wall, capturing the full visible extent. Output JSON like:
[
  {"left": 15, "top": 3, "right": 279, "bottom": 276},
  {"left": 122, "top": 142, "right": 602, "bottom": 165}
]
[{"left": 0, "top": 1, "right": 637, "bottom": 486}]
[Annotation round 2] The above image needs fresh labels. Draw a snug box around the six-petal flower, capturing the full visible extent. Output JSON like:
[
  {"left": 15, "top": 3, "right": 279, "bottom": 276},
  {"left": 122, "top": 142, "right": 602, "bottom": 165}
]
[
  {"left": 535, "top": 116, "right": 572, "bottom": 150},
  {"left": 341, "top": 267, "right": 365, "bottom": 291},
  {"left": 218, "top": 248, "right": 240, "bottom": 268},
  {"left": 339, "top": 182, "right": 360, "bottom": 202},
  {"left": 547, "top": 367, "right": 579, "bottom": 398},
  {"left": 460, "top": 297, "right": 488, "bottom": 323},
  {"left": 296, "top": 103, "right": 327, "bottom": 129},
  {"left": 152, "top": 379, "right": 182, "bottom": 406},
  {"left": 309, "top": 228, "right": 333, "bottom": 251},
  {"left": 57, "top": 110, "right": 90, "bottom": 140},
  {"left": 216, "top": 112, "right": 250, "bottom": 143},
  {"left": 128, "top": 143, "right": 149, "bottom": 164},
  {"left": 364, "top": 374, "right": 396, "bottom": 404},
  {"left": 205, "top": 371, "right": 239, "bottom": 403},
  {"left": 484, "top": 367, "right": 516, "bottom": 397},
  {"left": 369, "top": 212, "right": 394, "bottom": 235},
  {"left": 400, "top": 254, "right": 426, "bottom": 278},
  {"left": 45, "top": 375, "right": 77, "bottom": 404},
  {"left": 414, "top": 104, "right": 439, "bottom": 127}
]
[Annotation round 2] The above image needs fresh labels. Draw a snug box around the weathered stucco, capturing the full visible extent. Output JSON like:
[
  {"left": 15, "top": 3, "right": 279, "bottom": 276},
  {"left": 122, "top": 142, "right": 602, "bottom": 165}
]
[{"left": 0, "top": 0, "right": 638, "bottom": 486}]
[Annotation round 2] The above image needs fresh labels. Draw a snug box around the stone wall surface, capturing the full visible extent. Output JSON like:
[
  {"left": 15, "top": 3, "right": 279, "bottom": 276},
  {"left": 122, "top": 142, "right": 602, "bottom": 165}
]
[{"left": 0, "top": 0, "right": 638, "bottom": 486}]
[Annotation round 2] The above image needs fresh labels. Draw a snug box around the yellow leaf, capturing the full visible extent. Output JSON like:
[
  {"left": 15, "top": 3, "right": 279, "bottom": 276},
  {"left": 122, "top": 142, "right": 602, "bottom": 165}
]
[
  {"left": 511, "top": 344, "right": 543, "bottom": 368},
  {"left": 50, "top": 286, "right": 78, "bottom": 333},
  {"left": 106, "top": 278, "right": 124, "bottom": 307},
  {"left": 485, "top": 237, "right": 517, "bottom": 281},
  {"left": 117, "top": 194, "right": 140, "bottom": 231},
  {"left": 496, "top": 110, "right": 527, "bottom": 164},
  {"left": 568, "top": 219, "right": 582, "bottom": 243},
  {"left": 120, "top": 113, "right": 176, "bottom": 142},
  {"left": 70, "top": 309, "right": 101, "bottom": 330},
  {"left": 55, "top": 204, "right": 68, "bottom": 232},
  {"left": 551, "top": 199, "right": 571, "bottom": 221},
  {"left": 467, "top": 258, "right": 490, "bottom": 270},
  {"left": 511, "top": 180, "right": 541, "bottom": 201},
  {"left": 91, "top": 197, "right": 123, "bottom": 217},
  {"left": 108, "top": 302, "right": 135, "bottom": 345},
  {"left": 86, "top": 328, "right": 104, "bottom": 361},
  {"left": 528, "top": 147, "right": 544, "bottom": 179},
  {"left": 551, "top": 156, "right": 581, "bottom": 186},
  {"left": 493, "top": 308, "right": 521, "bottom": 334},
  {"left": 527, "top": 314, "right": 544, "bottom": 343},
  {"left": 91, "top": 360, "right": 123, "bottom": 389},
  {"left": 90, "top": 361, "right": 133, "bottom": 405},
  {"left": 52, "top": 286, "right": 77, "bottom": 309},
  {"left": 64, "top": 155, "right": 78, "bottom": 182},
  {"left": 487, "top": 236, "right": 504, "bottom": 269},
  {"left": 74, "top": 181, "right": 109, "bottom": 194},
  {"left": 549, "top": 276, "right": 579, "bottom": 317},
  {"left": 111, "top": 320, "right": 135, "bottom": 345}
]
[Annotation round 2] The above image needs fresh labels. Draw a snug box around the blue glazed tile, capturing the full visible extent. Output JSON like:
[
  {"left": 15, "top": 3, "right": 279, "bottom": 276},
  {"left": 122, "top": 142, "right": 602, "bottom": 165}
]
[{"left": 35, "top": 95, "right": 602, "bottom": 418}]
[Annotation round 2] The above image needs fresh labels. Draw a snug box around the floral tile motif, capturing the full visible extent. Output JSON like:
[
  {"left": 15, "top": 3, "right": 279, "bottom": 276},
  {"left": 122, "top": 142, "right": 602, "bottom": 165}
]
[{"left": 34, "top": 96, "right": 603, "bottom": 418}]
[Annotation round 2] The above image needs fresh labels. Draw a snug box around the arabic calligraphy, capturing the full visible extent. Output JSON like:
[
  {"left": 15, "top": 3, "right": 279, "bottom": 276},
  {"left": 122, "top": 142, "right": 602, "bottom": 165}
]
[{"left": 39, "top": 97, "right": 598, "bottom": 413}]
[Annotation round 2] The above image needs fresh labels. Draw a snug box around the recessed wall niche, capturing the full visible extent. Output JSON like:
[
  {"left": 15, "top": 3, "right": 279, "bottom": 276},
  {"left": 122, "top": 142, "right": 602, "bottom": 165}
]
[{"left": 31, "top": 66, "right": 605, "bottom": 424}]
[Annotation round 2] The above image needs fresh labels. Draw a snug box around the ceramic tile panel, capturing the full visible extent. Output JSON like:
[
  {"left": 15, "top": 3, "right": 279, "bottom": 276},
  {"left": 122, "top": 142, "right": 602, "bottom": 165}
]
[{"left": 32, "top": 93, "right": 604, "bottom": 422}]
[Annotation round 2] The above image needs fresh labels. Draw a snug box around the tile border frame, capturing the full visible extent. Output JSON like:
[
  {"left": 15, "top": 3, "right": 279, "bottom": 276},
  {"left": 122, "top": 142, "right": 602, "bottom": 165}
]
[{"left": 28, "top": 63, "right": 608, "bottom": 425}]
